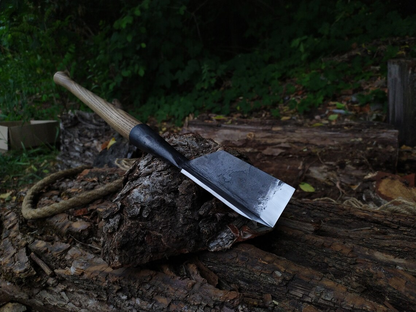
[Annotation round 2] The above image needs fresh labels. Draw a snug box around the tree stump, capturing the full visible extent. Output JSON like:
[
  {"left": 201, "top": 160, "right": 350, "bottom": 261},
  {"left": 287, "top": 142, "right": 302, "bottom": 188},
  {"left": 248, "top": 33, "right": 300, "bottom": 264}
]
[{"left": 388, "top": 59, "right": 416, "bottom": 147}]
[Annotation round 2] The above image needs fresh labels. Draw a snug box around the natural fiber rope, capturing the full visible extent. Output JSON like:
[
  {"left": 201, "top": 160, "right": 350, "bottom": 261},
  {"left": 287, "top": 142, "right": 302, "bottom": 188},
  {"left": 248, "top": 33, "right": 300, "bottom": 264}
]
[
  {"left": 313, "top": 196, "right": 416, "bottom": 215},
  {"left": 343, "top": 197, "right": 416, "bottom": 215},
  {"left": 22, "top": 165, "right": 123, "bottom": 219}
]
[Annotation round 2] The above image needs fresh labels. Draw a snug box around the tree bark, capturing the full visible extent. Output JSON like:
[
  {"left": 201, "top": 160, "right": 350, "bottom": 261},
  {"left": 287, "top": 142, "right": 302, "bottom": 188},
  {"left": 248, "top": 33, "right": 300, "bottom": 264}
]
[
  {"left": 199, "top": 199, "right": 416, "bottom": 311},
  {"left": 2, "top": 130, "right": 415, "bottom": 312},
  {"left": 184, "top": 117, "right": 399, "bottom": 201},
  {"left": 101, "top": 133, "right": 266, "bottom": 268},
  {"left": 2, "top": 196, "right": 416, "bottom": 311}
]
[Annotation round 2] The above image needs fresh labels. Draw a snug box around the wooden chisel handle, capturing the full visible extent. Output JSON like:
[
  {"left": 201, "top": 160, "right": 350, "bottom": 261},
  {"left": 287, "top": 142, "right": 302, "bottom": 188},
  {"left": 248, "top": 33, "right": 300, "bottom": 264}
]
[
  {"left": 54, "top": 71, "right": 188, "bottom": 168},
  {"left": 53, "top": 71, "right": 140, "bottom": 139}
]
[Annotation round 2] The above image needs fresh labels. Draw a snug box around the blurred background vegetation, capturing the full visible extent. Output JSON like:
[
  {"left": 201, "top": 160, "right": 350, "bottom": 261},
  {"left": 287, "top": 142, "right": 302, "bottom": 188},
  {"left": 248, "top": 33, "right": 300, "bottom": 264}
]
[
  {"left": 2, "top": 0, "right": 416, "bottom": 193},
  {"left": 1, "top": 0, "right": 416, "bottom": 125}
]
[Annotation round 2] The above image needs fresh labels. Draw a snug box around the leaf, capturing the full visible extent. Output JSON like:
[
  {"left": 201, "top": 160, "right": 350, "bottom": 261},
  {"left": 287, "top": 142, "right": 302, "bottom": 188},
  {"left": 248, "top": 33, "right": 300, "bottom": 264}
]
[
  {"left": 300, "top": 42, "right": 305, "bottom": 53},
  {"left": 138, "top": 66, "right": 145, "bottom": 77},
  {"left": 271, "top": 109, "right": 280, "bottom": 117},
  {"left": 179, "top": 5, "right": 187, "bottom": 15},
  {"left": 299, "top": 182, "right": 315, "bottom": 192},
  {"left": 213, "top": 115, "right": 226, "bottom": 120},
  {"left": 134, "top": 8, "right": 141, "bottom": 16},
  {"left": 328, "top": 114, "right": 338, "bottom": 121},
  {"left": 120, "top": 15, "right": 133, "bottom": 29},
  {"left": 0, "top": 192, "right": 12, "bottom": 199},
  {"left": 107, "top": 138, "right": 117, "bottom": 149},
  {"left": 122, "top": 69, "right": 131, "bottom": 77},
  {"left": 335, "top": 102, "right": 345, "bottom": 109},
  {"left": 311, "top": 122, "right": 324, "bottom": 127}
]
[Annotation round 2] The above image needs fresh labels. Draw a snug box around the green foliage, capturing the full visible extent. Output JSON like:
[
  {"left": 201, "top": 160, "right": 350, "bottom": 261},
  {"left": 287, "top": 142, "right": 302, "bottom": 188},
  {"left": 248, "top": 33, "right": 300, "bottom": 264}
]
[
  {"left": 0, "top": 1, "right": 82, "bottom": 121},
  {"left": 357, "top": 89, "right": 388, "bottom": 107},
  {"left": 1, "top": 0, "right": 416, "bottom": 124},
  {"left": 89, "top": 0, "right": 204, "bottom": 104},
  {"left": 0, "top": 145, "right": 59, "bottom": 193}
]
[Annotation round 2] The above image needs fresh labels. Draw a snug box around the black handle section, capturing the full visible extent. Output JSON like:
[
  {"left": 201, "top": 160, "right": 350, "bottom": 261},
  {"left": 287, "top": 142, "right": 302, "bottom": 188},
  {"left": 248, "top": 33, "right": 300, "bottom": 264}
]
[{"left": 129, "top": 124, "right": 188, "bottom": 169}]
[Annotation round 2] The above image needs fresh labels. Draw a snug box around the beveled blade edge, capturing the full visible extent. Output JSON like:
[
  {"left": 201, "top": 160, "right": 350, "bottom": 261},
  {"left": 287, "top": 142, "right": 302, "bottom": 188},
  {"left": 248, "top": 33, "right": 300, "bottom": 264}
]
[
  {"left": 180, "top": 169, "right": 267, "bottom": 226},
  {"left": 181, "top": 169, "right": 294, "bottom": 227},
  {"left": 258, "top": 182, "right": 295, "bottom": 228}
]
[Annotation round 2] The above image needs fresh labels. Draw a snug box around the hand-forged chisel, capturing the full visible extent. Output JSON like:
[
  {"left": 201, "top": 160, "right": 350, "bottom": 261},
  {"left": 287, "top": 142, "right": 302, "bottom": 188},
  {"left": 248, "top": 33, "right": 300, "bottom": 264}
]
[{"left": 53, "top": 72, "right": 295, "bottom": 227}]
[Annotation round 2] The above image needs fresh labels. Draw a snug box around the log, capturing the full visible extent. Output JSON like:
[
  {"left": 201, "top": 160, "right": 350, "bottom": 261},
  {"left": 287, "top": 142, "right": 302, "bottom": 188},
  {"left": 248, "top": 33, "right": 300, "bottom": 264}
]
[
  {"left": 102, "top": 133, "right": 270, "bottom": 268},
  {"left": 199, "top": 199, "right": 416, "bottom": 311},
  {"left": 184, "top": 117, "right": 399, "bottom": 201},
  {"left": 1, "top": 195, "right": 416, "bottom": 311},
  {"left": 388, "top": 59, "right": 416, "bottom": 147},
  {"left": 2, "top": 129, "right": 415, "bottom": 311}
]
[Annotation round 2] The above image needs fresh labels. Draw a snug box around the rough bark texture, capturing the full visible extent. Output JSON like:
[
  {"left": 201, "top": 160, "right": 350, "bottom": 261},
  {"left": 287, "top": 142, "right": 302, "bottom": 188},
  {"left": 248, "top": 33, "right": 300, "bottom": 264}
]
[
  {"left": 184, "top": 117, "right": 399, "bottom": 201},
  {"left": 200, "top": 199, "right": 416, "bottom": 311},
  {"left": 2, "top": 119, "right": 416, "bottom": 311},
  {"left": 2, "top": 195, "right": 416, "bottom": 311},
  {"left": 102, "top": 133, "right": 269, "bottom": 268}
]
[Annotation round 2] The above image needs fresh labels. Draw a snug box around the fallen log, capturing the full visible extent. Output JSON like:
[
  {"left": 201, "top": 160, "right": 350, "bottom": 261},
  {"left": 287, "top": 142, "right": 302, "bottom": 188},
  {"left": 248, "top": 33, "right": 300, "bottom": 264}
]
[
  {"left": 1, "top": 195, "right": 416, "bottom": 311},
  {"left": 184, "top": 117, "right": 399, "bottom": 201},
  {"left": 199, "top": 199, "right": 416, "bottom": 311},
  {"left": 2, "top": 129, "right": 415, "bottom": 311}
]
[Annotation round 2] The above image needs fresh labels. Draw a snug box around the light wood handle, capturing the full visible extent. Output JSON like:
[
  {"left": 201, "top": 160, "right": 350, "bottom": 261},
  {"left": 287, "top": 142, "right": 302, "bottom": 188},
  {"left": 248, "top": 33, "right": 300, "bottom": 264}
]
[{"left": 54, "top": 71, "right": 140, "bottom": 139}]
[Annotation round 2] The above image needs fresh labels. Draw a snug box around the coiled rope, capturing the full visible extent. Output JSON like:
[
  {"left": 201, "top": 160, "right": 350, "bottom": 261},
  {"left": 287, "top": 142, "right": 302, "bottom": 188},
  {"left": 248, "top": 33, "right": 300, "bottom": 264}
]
[{"left": 22, "top": 166, "right": 123, "bottom": 219}]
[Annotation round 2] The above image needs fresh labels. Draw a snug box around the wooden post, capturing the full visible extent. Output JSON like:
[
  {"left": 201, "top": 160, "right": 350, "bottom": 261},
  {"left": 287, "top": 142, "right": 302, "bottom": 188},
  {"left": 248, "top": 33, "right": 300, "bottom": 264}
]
[{"left": 388, "top": 59, "right": 416, "bottom": 146}]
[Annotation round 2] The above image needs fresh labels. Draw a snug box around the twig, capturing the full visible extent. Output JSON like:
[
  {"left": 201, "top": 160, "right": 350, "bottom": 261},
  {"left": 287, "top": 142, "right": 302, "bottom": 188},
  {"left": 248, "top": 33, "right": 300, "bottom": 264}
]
[
  {"left": 70, "top": 235, "right": 101, "bottom": 251},
  {"left": 30, "top": 252, "right": 53, "bottom": 276}
]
